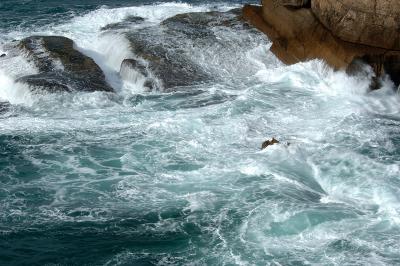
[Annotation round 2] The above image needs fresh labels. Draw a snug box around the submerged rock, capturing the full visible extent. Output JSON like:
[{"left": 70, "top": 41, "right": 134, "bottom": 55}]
[
  {"left": 261, "top": 138, "right": 280, "bottom": 150},
  {"left": 0, "top": 102, "right": 11, "bottom": 113},
  {"left": 17, "top": 36, "right": 113, "bottom": 93},
  {"left": 243, "top": 2, "right": 400, "bottom": 89}
]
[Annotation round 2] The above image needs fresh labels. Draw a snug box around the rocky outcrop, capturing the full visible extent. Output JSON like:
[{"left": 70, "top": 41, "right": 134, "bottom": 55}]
[
  {"left": 124, "top": 10, "right": 245, "bottom": 91},
  {"left": 119, "top": 9, "right": 258, "bottom": 91},
  {"left": 242, "top": 1, "right": 400, "bottom": 89},
  {"left": 125, "top": 31, "right": 211, "bottom": 91},
  {"left": 312, "top": 0, "right": 400, "bottom": 50},
  {"left": 17, "top": 36, "right": 113, "bottom": 92}
]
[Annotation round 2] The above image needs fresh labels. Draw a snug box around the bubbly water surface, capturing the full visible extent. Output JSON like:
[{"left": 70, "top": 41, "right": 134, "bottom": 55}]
[{"left": 1, "top": 1, "right": 400, "bottom": 265}]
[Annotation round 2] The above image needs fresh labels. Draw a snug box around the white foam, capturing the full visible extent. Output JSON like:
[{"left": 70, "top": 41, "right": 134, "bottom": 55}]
[
  {"left": 183, "top": 191, "right": 217, "bottom": 212},
  {"left": 0, "top": 69, "right": 33, "bottom": 105}
]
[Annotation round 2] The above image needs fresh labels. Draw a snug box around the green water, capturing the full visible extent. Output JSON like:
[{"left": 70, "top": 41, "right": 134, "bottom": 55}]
[{"left": 1, "top": 1, "right": 400, "bottom": 265}]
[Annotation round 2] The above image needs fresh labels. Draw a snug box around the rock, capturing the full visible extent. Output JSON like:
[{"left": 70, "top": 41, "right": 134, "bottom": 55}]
[
  {"left": 120, "top": 59, "right": 155, "bottom": 90},
  {"left": 124, "top": 9, "right": 257, "bottom": 91},
  {"left": 242, "top": 2, "right": 400, "bottom": 88},
  {"left": 261, "top": 138, "right": 280, "bottom": 150},
  {"left": 0, "top": 102, "right": 11, "bottom": 114},
  {"left": 0, "top": 53, "right": 6, "bottom": 58},
  {"left": 17, "top": 36, "right": 113, "bottom": 92},
  {"left": 311, "top": 0, "right": 400, "bottom": 50},
  {"left": 101, "top": 16, "right": 145, "bottom": 31},
  {"left": 160, "top": 8, "right": 246, "bottom": 37},
  {"left": 120, "top": 59, "right": 148, "bottom": 78},
  {"left": 383, "top": 53, "right": 400, "bottom": 87},
  {"left": 125, "top": 33, "right": 210, "bottom": 90},
  {"left": 17, "top": 73, "right": 72, "bottom": 93}
]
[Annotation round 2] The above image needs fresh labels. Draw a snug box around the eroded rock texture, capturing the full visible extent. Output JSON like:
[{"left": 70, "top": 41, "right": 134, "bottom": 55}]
[
  {"left": 312, "top": 0, "right": 400, "bottom": 50},
  {"left": 243, "top": 0, "right": 400, "bottom": 89}
]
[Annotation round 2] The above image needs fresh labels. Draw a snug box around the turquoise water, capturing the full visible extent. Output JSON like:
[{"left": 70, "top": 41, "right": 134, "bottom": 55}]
[{"left": 1, "top": 1, "right": 400, "bottom": 265}]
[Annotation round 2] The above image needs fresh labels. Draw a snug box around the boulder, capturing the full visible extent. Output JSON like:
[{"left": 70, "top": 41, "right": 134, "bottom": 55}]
[
  {"left": 242, "top": 2, "right": 400, "bottom": 88},
  {"left": 125, "top": 32, "right": 211, "bottom": 91},
  {"left": 0, "top": 53, "right": 6, "bottom": 58},
  {"left": 311, "top": 0, "right": 400, "bottom": 50},
  {"left": 122, "top": 8, "right": 261, "bottom": 91},
  {"left": 17, "top": 36, "right": 113, "bottom": 92}
]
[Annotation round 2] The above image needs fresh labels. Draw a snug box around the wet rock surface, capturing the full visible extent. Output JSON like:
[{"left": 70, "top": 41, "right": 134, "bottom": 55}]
[
  {"left": 17, "top": 36, "right": 113, "bottom": 92},
  {"left": 119, "top": 58, "right": 156, "bottom": 90},
  {"left": 0, "top": 102, "right": 11, "bottom": 114},
  {"left": 119, "top": 9, "right": 261, "bottom": 91}
]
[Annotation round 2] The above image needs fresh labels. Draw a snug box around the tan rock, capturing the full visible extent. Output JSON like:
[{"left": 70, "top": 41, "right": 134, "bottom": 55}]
[
  {"left": 242, "top": 2, "right": 400, "bottom": 88},
  {"left": 244, "top": 2, "right": 384, "bottom": 69},
  {"left": 311, "top": 0, "right": 400, "bottom": 50}
]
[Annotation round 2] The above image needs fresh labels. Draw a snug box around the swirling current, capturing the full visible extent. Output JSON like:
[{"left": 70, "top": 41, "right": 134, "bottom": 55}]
[{"left": 1, "top": 1, "right": 400, "bottom": 265}]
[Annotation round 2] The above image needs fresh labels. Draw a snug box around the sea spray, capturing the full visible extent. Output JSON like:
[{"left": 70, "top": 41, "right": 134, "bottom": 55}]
[{"left": 0, "top": 1, "right": 400, "bottom": 265}]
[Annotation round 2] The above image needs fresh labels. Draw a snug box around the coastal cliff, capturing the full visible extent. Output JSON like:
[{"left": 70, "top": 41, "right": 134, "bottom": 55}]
[{"left": 243, "top": 0, "right": 400, "bottom": 89}]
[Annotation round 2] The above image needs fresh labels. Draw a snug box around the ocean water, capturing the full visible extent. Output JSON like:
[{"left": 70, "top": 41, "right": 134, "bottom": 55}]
[{"left": 1, "top": 1, "right": 400, "bottom": 265}]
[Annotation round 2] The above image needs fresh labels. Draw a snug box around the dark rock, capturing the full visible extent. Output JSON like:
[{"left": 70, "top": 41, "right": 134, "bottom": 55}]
[
  {"left": 346, "top": 57, "right": 381, "bottom": 91},
  {"left": 126, "top": 28, "right": 211, "bottom": 91},
  {"left": 17, "top": 36, "right": 113, "bottom": 93},
  {"left": 261, "top": 138, "right": 280, "bottom": 150},
  {"left": 383, "top": 53, "right": 400, "bottom": 87},
  {"left": 278, "top": 0, "right": 310, "bottom": 8},
  {"left": 17, "top": 73, "right": 72, "bottom": 93},
  {"left": 124, "top": 9, "right": 254, "bottom": 91},
  {"left": 160, "top": 9, "right": 246, "bottom": 39},
  {"left": 120, "top": 58, "right": 155, "bottom": 90},
  {"left": 101, "top": 16, "right": 145, "bottom": 31},
  {"left": 0, "top": 53, "right": 6, "bottom": 58},
  {"left": 0, "top": 102, "right": 11, "bottom": 113},
  {"left": 120, "top": 58, "right": 148, "bottom": 78}
]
